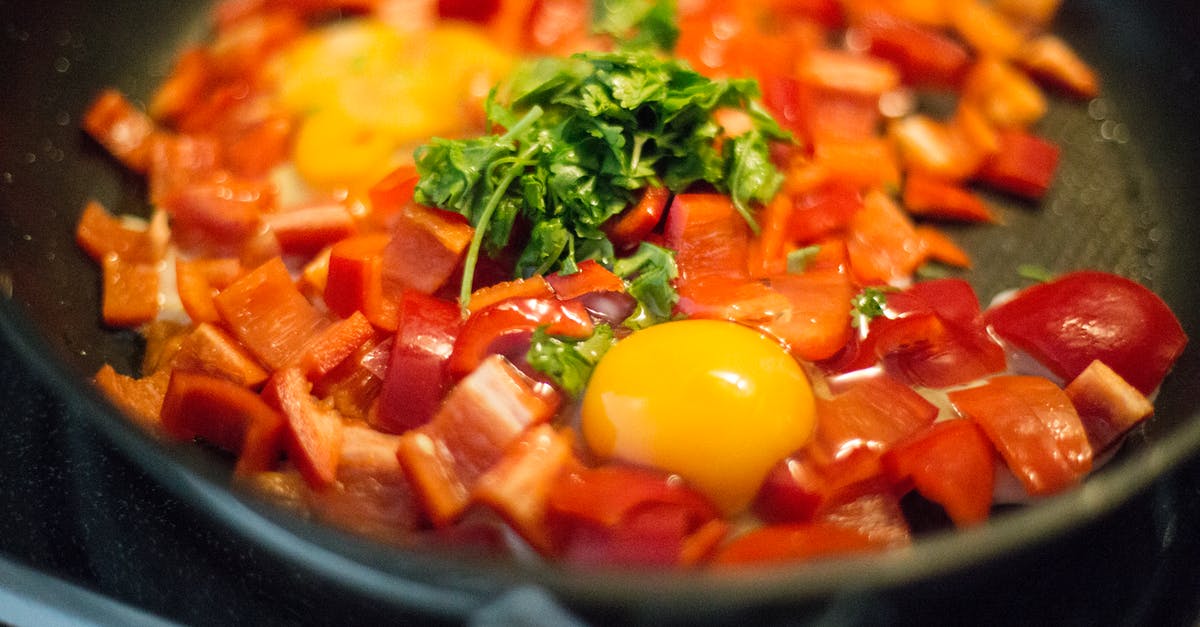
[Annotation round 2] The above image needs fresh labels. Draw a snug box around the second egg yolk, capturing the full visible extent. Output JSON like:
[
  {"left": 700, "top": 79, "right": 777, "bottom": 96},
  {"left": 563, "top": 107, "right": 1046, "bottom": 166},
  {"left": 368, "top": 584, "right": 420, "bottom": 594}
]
[{"left": 581, "top": 319, "right": 817, "bottom": 514}]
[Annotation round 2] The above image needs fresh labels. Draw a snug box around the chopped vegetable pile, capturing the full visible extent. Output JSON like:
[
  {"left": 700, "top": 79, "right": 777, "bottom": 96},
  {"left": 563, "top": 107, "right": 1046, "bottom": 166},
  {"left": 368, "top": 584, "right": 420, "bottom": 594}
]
[{"left": 79, "top": 0, "right": 1187, "bottom": 568}]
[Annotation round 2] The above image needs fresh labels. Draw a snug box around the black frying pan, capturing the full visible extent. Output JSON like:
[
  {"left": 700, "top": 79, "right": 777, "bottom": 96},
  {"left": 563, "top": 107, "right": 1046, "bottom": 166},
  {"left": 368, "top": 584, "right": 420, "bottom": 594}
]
[{"left": 2, "top": 0, "right": 1199, "bottom": 623}]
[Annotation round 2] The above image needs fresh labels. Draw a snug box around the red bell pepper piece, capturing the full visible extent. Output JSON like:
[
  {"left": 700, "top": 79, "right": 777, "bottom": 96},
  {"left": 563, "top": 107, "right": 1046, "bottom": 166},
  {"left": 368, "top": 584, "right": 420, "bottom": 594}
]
[
  {"left": 856, "top": 12, "right": 971, "bottom": 87},
  {"left": 466, "top": 276, "right": 555, "bottom": 314},
  {"left": 664, "top": 194, "right": 751, "bottom": 283},
  {"left": 145, "top": 133, "right": 222, "bottom": 208},
  {"left": 170, "top": 322, "right": 270, "bottom": 388},
  {"left": 473, "top": 424, "right": 577, "bottom": 555},
  {"left": 262, "top": 367, "right": 345, "bottom": 489},
  {"left": 883, "top": 419, "right": 997, "bottom": 527},
  {"left": 605, "top": 186, "right": 670, "bottom": 250},
  {"left": 755, "top": 446, "right": 885, "bottom": 524},
  {"left": 324, "top": 232, "right": 391, "bottom": 323},
  {"left": 75, "top": 200, "right": 167, "bottom": 265},
  {"left": 294, "top": 310, "right": 377, "bottom": 382},
  {"left": 176, "top": 257, "right": 243, "bottom": 325},
  {"left": 948, "top": 375, "right": 1093, "bottom": 497},
  {"left": 366, "top": 164, "right": 418, "bottom": 229},
  {"left": 546, "top": 464, "right": 723, "bottom": 568},
  {"left": 846, "top": 190, "right": 927, "bottom": 285},
  {"left": 545, "top": 260, "right": 626, "bottom": 301},
  {"left": 263, "top": 203, "right": 357, "bottom": 257},
  {"left": 214, "top": 257, "right": 329, "bottom": 369},
  {"left": 788, "top": 182, "right": 863, "bottom": 244},
  {"left": 712, "top": 522, "right": 886, "bottom": 566},
  {"left": 447, "top": 296, "right": 593, "bottom": 379},
  {"left": 302, "top": 425, "right": 422, "bottom": 543},
  {"left": 160, "top": 370, "right": 286, "bottom": 475},
  {"left": 902, "top": 175, "right": 996, "bottom": 223},
  {"left": 396, "top": 355, "right": 560, "bottom": 526},
  {"left": 375, "top": 290, "right": 461, "bottom": 433},
  {"left": 82, "top": 89, "right": 158, "bottom": 173},
  {"left": 872, "top": 311, "right": 1007, "bottom": 388},
  {"left": 915, "top": 226, "right": 972, "bottom": 269},
  {"left": 93, "top": 365, "right": 170, "bottom": 432},
  {"left": 381, "top": 203, "right": 474, "bottom": 295},
  {"left": 816, "top": 371, "right": 938, "bottom": 461},
  {"left": 1064, "top": 360, "right": 1155, "bottom": 453},
  {"left": 761, "top": 270, "right": 855, "bottom": 361},
  {"left": 976, "top": 130, "right": 1060, "bottom": 199},
  {"left": 100, "top": 255, "right": 159, "bottom": 328},
  {"left": 984, "top": 271, "right": 1187, "bottom": 395}
]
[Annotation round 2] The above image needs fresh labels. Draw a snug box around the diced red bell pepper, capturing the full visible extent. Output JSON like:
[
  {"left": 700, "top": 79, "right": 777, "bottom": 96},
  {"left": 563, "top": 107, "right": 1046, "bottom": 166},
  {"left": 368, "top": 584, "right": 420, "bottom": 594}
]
[
  {"left": 984, "top": 271, "right": 1187, "bottom": 395},
  {"left": 170, "top": 322, "right": 270, "bottom": 388},
  {"left": 214, "top": 257, "right": 329, "bottom": 369},
  {"left": 799, "top": 49, "right": 901, "bottom": 96},
  {"left": 976, "top": 130, "right": 1060, "bottom": 200},
  {"left": 545, "top": 260, "right": 626, "bottom": 301},
  {"left": 788, "top": 183, "right": 863, "bottom": 244},
  {"left": 396, "top": 355, "right": 560, "bottom": 526},
  {"left": 916, "top": 226, "right": 972, "bottom": 269},
  {"left": 1064, "top": 360, "right": 1155, "bottom": 453},
  {"left": 748, "top": 194, "right": 794, "bottom": 277},
  {"left": 222, "top": 112, "right": 294, "bottom": 178},
  {"left": 606, "top": 186, "right": 670, "bottom": 250},
  {"left": 375, "top": 290, "right": 461, "bottom": 433},
  {"left": 162, "top": 175, "right": 275, "bottom": 248},
  {"left": 815, "top": 371, "right": 938, "bottom": 461},
  {"left": 324, "top": 232, "right": 390, "bottom": 323},
  {"left": 466, "top": 276, "right": 555, "bottom": 314},
  {"left": 176, "top": 257, "right": 243, "bottom": 325},
  {"left": 889, "top": 115, "right": 984, "bottom": 182},
  {"left": 149, "top": 47, "right": 210, "bottom": 124},
  {"left": 962, "top": 57, "right": 1047, "bottom": 130},
  {"left": 303, "top": 425, "right": 422, "bottom": 543},
  {"left": 366, "top": 164, "right": 418, "bottom": 230},
  {"left": 856, "top": 12, "right": 971, "bottom": 87},
  {"left": 1018, "top": 35, "right": 1100, "bottom": 100},
  {"left": 948, "top": 1, "right": 1027, "bottom": 59},
  {"left": 948, "top": 375, "right": 1093, "bottom": 496},
  {"left": 712, "top": 522, "right": 886, "bottom": 565},
  {"left": 437, "top": 0, "right": 501, "bottom": 22},
  {"left": 761, "top": 270, "right": 855, "bottom": 361},
  {"left": 294, "top": 310, "right": 377, "bottom": 382},
  {"left": 872, "top": 311, "right": 1007, "bottom": 388},
  {"left": 381, "top": 203, "right": 474, "bottom": 296},
  {"left": 313, "top": 338, "right": 385, "bottom": 425},
  {"left": 100, "top": 255, "right": 159, "bottom": 328},
  {"left": 800, "top": 88, "right": 884, "bottom": 145},
  {"left": 755, "top": 446, "right": 884, "bottom": 524},
  {"left": 262, "top": 367, "right": 345, "bottom": 489},
  {"left": 546, "top": 464, "right": 723, "bottom": 568},
  {"left": 664, "top": 194, "right": 752, "bottom": 283},
  {"left": 145, "top": 133, "right": 222, "bottom": 207},
  {"left": 93, "top": 365, "right": 170, "bottom": 432},
  {"left": 883, "top": 419, "right": 996, "bottom": 527},
  {"left": 473, "top": 424, "right": 577, "bottom": 554},
  {"left": 82, "top": 89, "right": 158, "bottom": 173},
  {"left": 846, "top": 190, "right": 927, "bottom": 285},
  {"left": 812, "top": 138, "right": 902, "bottom": 192},
  {"left": 159, "top": 369, "right": 286, "bottom": 475},
  {"left": 447, "top": 296, "right": 593, "bottom": 379},
  {"left": 263, "top": 203, "right": 357, "bottom": 257},
  {"left": 75, "top": 200, "right": 167, "bottom": 265},
  {"left": 813, "top": 475, "right": 912, "bottom": 548}
]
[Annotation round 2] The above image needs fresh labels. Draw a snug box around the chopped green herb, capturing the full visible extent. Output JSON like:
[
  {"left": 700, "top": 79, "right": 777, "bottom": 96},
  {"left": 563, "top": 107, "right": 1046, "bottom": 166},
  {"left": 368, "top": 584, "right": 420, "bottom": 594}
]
[
  {"left": 786, "top": 245, "right": 821, "bottom": 274},
  {"left": 613, "top": 241, "right": 679, "bottom": 329},
  {"left": 593, "top": 0, "right": 680, "bottom": 52},
  {"left": 528, "top": 324, "right": 617, "bottom": 397},
  {"left": 1017, "top": 263, "right": 1056, "bottom": 283},
  {"left": 851, "top": 286, "right": 891, "bottom": 329},
  {"left": 413, "top": 49, "right": 789, "bottom": 307}
]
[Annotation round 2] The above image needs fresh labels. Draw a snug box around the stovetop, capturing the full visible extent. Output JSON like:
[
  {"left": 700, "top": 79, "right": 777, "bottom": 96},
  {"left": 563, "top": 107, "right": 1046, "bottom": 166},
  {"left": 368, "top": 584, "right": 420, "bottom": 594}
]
[{"left": 1, "top": 334, "right": 1199, "bottom": 626}]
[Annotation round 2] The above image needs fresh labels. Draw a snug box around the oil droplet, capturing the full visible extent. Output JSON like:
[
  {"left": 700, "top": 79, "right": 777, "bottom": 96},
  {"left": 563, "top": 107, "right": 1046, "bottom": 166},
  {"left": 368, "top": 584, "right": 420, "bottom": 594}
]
[{"left": 54, "top": 57, "right": 71, "bottom": 73}]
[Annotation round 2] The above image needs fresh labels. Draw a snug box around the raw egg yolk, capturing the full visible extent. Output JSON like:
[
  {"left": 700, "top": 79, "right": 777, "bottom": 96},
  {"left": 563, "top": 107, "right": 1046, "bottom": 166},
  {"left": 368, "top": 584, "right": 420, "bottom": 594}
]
[{"left": 581, "top": 319, "right": 816, "bottom": 514}]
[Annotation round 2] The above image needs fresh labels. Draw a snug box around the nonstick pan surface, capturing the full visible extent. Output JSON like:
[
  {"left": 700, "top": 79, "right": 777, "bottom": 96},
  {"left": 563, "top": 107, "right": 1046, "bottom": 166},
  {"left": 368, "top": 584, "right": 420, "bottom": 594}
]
[{"left": 1, "top": 0, "right": 1199, "bottom": 623}]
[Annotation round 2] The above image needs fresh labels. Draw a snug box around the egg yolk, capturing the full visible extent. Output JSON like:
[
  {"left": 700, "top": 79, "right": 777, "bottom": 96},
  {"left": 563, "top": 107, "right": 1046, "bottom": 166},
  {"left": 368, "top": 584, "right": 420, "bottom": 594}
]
[{"left": 581, "top": 319, "right": 817, "bottom": 514}]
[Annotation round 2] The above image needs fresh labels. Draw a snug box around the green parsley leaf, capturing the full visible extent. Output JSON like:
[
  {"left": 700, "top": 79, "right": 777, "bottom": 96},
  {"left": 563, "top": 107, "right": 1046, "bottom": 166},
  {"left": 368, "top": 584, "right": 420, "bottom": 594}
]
[
  {"left": 786, "top": 245, "right": 821, "bottom": 274},
  {"left": 613, "top": 241, "right": 679, "bottom": 329},
  {"left": 593, "top": 0, "right": 680, "bottom": 52},
  {"left": 528, "top": 324, "right": 617, "bottom": 397},
  {"left": 1017, "top": 263, "right": 1056, "bottom": 283},
  {"left": 851, "top": 286, "right": 891, "bottom": 329}
]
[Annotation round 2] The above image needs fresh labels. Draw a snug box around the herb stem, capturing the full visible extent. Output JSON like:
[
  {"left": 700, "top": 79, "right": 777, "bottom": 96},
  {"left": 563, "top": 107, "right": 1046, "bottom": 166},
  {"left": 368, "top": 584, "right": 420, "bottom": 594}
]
[{"left": 459, "top": 137, "right": 546, "bottom": 313}]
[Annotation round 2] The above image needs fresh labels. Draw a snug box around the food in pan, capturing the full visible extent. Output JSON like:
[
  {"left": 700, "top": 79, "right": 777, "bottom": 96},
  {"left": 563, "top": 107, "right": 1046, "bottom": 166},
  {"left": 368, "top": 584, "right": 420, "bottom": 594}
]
[{"left": 78, "top": 0, "right": 1186, "bottom": 567}]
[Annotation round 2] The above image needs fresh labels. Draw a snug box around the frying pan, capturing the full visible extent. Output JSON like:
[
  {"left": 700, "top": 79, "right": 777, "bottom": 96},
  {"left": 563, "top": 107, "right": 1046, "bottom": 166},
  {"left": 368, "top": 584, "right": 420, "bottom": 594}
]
[{"left": 1, "top": 0, "right": 1199, "bottom": 623}]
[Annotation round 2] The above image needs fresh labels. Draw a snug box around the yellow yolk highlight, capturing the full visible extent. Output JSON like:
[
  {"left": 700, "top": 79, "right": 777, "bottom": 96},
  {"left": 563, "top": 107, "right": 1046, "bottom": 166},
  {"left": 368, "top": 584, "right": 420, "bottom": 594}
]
[
  {"left": 271, "top": 19, "right": 515, "bottom": 190},
  {"left": 581, "top": 320, "right": 817, "bottom": 514}
]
